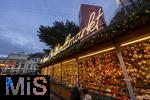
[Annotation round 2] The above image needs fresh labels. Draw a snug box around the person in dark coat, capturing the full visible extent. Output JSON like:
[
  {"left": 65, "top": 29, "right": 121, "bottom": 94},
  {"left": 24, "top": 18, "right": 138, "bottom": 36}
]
[{"left": 70, "top": 86, "right": 81, "bottom": 100}]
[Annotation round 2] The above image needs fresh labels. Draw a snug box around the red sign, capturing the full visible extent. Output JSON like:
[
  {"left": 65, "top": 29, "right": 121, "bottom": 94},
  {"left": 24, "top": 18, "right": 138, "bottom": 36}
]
[{"left": 8, "top": 60, "right": 16, "bottom": 67}]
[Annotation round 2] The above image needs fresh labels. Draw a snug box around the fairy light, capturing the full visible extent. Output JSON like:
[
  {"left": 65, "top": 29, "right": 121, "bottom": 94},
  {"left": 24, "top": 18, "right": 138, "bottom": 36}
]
[
  {"left": 121, "top": 35, "right": 150, "bottom": 47},
  {"left": 79, "top": 47, "right": 115, "bottom": 59}
]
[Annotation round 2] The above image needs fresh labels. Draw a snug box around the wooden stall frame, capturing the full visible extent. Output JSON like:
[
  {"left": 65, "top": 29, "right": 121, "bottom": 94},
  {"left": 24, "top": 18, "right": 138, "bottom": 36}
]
[
  {"left": 114, "top": 43, "right": 136, "bottom": 100},
  {"left": 46, "top": 31, "right": 150, "bottom": 99}
]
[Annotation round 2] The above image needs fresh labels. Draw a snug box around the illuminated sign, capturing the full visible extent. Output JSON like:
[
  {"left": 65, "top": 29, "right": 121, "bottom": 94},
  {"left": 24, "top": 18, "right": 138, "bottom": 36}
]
[{"left": 41, "top": 8, "right": 104, "bottom": 63}]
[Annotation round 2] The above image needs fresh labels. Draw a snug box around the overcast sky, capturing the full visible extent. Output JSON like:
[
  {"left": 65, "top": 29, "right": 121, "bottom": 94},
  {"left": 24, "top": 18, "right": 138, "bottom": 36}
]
[{"left": 0, "top": 0, "right": 117, "bottom": 56}]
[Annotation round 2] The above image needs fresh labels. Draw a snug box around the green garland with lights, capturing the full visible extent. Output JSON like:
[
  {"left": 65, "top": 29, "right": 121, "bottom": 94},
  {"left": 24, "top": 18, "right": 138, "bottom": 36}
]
[{"left": 40, "top": 3, "right": 150, "bottom": 68}]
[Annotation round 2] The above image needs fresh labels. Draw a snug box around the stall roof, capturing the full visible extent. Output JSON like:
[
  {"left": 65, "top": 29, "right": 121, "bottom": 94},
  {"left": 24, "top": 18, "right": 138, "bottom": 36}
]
[{"left": 40, "top": 5, "right": 150, "bottom": 68}]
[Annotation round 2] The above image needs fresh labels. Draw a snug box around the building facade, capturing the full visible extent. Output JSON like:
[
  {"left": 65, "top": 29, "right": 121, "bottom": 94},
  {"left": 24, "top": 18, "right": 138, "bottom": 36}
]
[
  {"left": 0, "top": 53, "right": 41, "bottom": 75},
  {"left": 79, "top": 4, "right": 106, "bottom": 30}
]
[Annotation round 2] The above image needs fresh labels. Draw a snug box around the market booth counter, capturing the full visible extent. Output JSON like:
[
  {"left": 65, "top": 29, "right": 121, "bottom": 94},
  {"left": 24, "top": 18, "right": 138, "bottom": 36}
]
[{"left": 40, "top": 5, "right": 150, "bottom": 100}]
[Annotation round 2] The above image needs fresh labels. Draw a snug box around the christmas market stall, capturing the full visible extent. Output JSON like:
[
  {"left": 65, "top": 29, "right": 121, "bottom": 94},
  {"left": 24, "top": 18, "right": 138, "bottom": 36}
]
[{"left": 40, "top": 3, "right": 150, "bottom": 100}]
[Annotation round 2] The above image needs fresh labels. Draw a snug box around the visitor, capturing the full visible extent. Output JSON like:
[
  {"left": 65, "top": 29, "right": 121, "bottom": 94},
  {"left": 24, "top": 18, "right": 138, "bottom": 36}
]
[
  {"left": 70, "top": 86, "right": 81, "bottom": 100},
  {"left": 82, "top": 88, "right": 92, "bottom": 100}
]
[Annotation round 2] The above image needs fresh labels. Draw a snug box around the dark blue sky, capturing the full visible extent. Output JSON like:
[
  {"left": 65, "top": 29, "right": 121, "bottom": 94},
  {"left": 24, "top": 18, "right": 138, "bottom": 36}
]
[{"left": 0, "top": 0, "right": 117, "bottom": 56}]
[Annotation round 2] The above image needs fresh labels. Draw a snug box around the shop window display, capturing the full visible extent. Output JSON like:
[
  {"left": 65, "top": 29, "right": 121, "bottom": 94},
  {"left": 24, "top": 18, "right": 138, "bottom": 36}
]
[
  {"left": 41, "top": 68, "right": 45, "bottom": 75},
  {"left": 40, "top": 40, "right": 150, "bottom": 99},
  {"left": 47, "top": 66, "right": 53, "bottom": 78},
  {"left": 121, "top": 39, "right": 150, "bottom": 99},
  {"left": 41, "top": 68, "right": 46, "bottom": 75},
  {"left": 44, "top": 67, "right": 48, "bottom": 75},
  {"left": 53, "top": 63, "right": 61, "bottom": 82},
  {"left": 79, "top": 50, "right": 128, "bottom": 99},
  {"left": 62, "top": 60, "right": 77, "bottom": 87}
]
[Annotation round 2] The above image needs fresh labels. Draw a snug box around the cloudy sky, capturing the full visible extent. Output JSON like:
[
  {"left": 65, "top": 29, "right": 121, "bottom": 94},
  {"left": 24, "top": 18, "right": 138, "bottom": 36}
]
[{"left": 0, "top": 0, "right": 117, "bottom": 56}]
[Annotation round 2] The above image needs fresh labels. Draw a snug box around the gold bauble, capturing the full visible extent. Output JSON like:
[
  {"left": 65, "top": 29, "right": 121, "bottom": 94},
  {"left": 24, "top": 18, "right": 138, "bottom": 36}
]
[
  {"left": 131, "top": 46, "right": 134, "bottom": 50},
  {"left": 146, "top": 75, "right": 150, "bottom": 79},
  {"left": 142, "top": 60, "right": 146, "bottom": 64},
  {"left": 133, "top": 51, "right": 137, "bottom": 54},
  {"left": 138, "top": 62, "right": 142, "bottom": 65},
  {"left": 133, "top": 54, "right": 139, "bottom": 58},
  {"left": 131, "top": 58, "right": 135, "bottom": 61},
  {"left": 144, "top": 67, "right": 148, "bottom": 71},
  {"left": 134, "top": 68, "right": 137, "bottom": 72},
  {"left": 146, "top": 46, "right": 150, "bottom": 50},
  {"left": 139, "top": 54, "right": 143, "bottom": 59},
  {"left": 142, "top": 72, "right": 146, "bottom": 75}
]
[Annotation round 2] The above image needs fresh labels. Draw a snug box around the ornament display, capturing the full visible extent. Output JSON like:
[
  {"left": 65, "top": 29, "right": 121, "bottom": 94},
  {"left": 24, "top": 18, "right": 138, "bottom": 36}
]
[
  {"left": 62, "top": 60, "right": 77, "bottom": 87},
  {"left": 43, "top": 67, "right": 47, "bottom": 75},
  {"left": 41, "top": 39, "right": 150, "bottom": 99},
  {"left": 47, "top": 66, "right": 53, "bottom": 78},
  {"left": 78, "top": 50, "right": 128, "bottom": 98},
  {"left": 121, "top": 39, "right": 150, "bottom": 98},
  {"left": 53, "top": 64, "right": 61, "bottom": 81},
  {"left": 41, "top": 68, "right": 45, "bottom": 75}
]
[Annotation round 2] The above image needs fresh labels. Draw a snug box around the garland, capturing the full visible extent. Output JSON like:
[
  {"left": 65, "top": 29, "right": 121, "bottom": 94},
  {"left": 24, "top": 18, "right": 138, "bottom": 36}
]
[{"left": 40, "top": 4, "right": 150, "bottom": 68}]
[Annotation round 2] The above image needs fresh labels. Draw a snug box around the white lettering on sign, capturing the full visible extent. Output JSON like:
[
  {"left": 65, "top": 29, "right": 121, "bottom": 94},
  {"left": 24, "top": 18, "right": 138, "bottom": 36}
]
[{"left": 41, "top": 8, "right": 104, "bottom": 63}]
